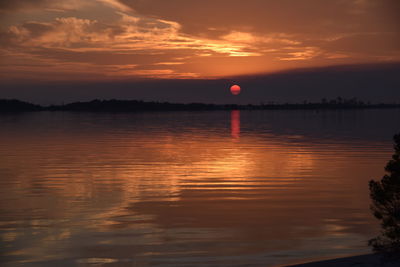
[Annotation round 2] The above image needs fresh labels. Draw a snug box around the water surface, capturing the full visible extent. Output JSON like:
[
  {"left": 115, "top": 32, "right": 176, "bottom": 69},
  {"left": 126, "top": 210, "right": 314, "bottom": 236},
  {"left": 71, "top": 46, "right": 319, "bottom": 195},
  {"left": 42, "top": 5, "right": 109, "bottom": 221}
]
[{"left": 0, "top": 109, "right": 399, "bottom": 266}]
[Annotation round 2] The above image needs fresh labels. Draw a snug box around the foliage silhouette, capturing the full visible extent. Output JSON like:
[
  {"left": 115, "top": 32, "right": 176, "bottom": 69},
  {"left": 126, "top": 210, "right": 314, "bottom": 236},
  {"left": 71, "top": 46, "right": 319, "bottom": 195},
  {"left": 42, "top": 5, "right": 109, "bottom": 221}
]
[
  {"left": 1, "top": 98, "right": 400, "bottom": 112},
  {"left": 369, "top": 133, "right": 400, "bottom": 256}
]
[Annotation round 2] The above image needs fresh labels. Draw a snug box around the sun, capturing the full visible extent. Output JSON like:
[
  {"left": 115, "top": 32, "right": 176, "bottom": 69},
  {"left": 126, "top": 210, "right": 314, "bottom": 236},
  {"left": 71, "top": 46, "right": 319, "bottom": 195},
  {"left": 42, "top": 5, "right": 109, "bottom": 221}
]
[{"left": 230, "top": 85, "right": 241, "bottom": 95}]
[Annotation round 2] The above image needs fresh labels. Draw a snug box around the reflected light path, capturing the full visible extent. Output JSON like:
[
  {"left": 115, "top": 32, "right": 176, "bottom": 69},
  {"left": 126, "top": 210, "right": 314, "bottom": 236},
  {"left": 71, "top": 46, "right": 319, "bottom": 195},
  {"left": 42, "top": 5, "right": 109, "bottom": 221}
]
[{"left": 231, "top": 110, "right": 240, "bottom": 139}]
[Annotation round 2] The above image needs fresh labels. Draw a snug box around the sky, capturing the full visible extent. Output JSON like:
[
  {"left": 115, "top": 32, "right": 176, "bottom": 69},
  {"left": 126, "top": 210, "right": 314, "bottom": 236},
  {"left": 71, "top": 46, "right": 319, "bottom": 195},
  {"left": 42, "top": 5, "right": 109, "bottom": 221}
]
[{"left": 0, "top": 0, "right": 399, "bottom": 103}]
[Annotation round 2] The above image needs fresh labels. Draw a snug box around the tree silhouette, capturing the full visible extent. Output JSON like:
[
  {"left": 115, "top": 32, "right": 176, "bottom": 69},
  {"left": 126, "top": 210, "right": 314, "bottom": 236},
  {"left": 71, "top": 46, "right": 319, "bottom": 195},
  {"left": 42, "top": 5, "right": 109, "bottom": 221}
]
[{"left": 369, "top": 133, "right": 400, "bottom": 255}]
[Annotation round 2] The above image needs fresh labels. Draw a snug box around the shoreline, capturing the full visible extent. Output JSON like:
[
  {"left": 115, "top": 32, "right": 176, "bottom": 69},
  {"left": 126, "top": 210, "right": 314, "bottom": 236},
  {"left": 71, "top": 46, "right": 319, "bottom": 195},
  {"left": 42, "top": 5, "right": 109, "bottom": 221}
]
[
  {"left": 2, "top": 99, "right": 400, "bottom": 113},
  {"left": 285, "top": 253, "right": 400, "bottom": 267}
]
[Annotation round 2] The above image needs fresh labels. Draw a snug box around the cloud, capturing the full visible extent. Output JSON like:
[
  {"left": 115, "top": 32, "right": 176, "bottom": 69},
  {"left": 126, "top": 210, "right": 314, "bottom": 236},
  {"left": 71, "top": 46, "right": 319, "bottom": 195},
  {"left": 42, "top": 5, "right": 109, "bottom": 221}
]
[
  {"left": 0, "top": 14, "right": 239, "bottom": 79},
  {"left": 96, "top": 0, "right": 132, "bottom": 12},
  {"left": 2, "top": 13, "right": 256, "bottom": 54},
  {"left": 3, "top": 17, "right": 104, "bottom": 48},
  {"left": 0, "top": 0, "right": 399, "bottom": 80},
  {"left": 325, "top": 33, "right": 400, "bottom": 55},
  {"left": 0, "top": 0, "right": 52, "bottom": 11},
  {"left": 222, "top": 31, "right": 301, "bottom": 47},
  {"left": 0, "top": 0, "right": 131, "bottom": 15},
  {"left": 0, "top": 0, "right": 88, "bottom": 12},
  {"left": 116, "top": 0, "right": 398, "bottom": 34}
]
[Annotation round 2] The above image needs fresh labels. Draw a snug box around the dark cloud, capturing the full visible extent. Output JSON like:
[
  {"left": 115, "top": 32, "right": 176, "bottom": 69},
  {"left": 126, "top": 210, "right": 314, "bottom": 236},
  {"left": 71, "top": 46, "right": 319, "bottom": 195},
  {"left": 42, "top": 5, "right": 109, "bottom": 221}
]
[
  {"left": 0, "top": 0, "right": 76, "bottom": 12},
  {"left": 326, "top": 33, "right": 400, "bottom": 56},
  {"left": 27, "top": 47, "right": 195, "bottom": 65},
  {"left": 0, "top": 30, "right": 15, "bottom": 47},
  {"left": 1, "top": 63, "right": 399, "bottom": 105},
  {"left": 0, "top": 0, "right": 48, "bottom": 11},
  {"left": 20, "top": 21, "right": 54, "bottom": 36}
]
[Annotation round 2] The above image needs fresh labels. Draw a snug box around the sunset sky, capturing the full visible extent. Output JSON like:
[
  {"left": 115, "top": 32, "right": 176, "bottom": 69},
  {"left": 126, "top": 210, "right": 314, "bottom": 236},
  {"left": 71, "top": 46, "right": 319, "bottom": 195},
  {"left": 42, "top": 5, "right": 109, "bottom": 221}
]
[{"left": 0, "top": 0, "right": 399, "bottom": 103}]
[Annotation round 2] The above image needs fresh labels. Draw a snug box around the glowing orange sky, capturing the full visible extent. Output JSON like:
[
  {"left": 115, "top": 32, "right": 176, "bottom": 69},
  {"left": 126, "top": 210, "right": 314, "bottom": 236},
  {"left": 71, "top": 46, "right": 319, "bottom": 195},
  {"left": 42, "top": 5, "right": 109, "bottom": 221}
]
[{"left": 0, "top": 0, "right": 399, "bottom": 80}]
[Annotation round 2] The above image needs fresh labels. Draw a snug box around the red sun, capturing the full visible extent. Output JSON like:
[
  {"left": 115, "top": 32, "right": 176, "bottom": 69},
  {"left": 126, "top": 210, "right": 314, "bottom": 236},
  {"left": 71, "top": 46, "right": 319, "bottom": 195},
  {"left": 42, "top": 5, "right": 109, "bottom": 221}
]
[{"left": 230, "top": 84, "right": 241, "bottom": 95}]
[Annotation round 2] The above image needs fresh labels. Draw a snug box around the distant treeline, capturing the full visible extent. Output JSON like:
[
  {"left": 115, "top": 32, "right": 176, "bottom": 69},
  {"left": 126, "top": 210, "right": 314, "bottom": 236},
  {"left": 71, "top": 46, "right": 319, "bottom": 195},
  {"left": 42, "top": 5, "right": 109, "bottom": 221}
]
[{"left": 1, "top": 98, "right": 400, "bottom": 112}]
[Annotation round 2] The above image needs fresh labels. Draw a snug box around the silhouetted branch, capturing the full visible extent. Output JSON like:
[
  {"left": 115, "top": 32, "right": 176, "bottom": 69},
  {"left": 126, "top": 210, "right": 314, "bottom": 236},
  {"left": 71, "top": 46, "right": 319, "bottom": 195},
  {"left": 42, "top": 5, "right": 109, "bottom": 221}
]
[{"left": 369, "top": 133, "right": 400, "bottom": 257}]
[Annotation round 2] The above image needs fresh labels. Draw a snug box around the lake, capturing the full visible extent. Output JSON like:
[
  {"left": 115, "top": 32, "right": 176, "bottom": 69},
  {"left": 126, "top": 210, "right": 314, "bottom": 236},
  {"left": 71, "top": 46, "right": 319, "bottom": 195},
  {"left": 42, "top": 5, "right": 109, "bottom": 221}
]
[{"left": 0, "top": 109, "right": 399, "bottom": 266}]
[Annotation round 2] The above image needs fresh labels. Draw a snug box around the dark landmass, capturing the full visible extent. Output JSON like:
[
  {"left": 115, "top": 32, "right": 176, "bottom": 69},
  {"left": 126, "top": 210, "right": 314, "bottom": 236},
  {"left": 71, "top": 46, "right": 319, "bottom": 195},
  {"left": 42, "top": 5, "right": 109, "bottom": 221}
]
[
  {"left": 0, "top": 99, "right": 42, "bottom": 112},
  {"left": 1, "top": 98, "right": 400, "bottom": 112}
]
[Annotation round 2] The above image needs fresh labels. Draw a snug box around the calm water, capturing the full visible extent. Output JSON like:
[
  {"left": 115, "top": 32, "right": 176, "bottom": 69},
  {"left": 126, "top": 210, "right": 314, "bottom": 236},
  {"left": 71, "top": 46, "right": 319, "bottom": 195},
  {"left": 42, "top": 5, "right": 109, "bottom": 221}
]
[{"left": 1, "top": 109, "right": 399, "bottom": 266}]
